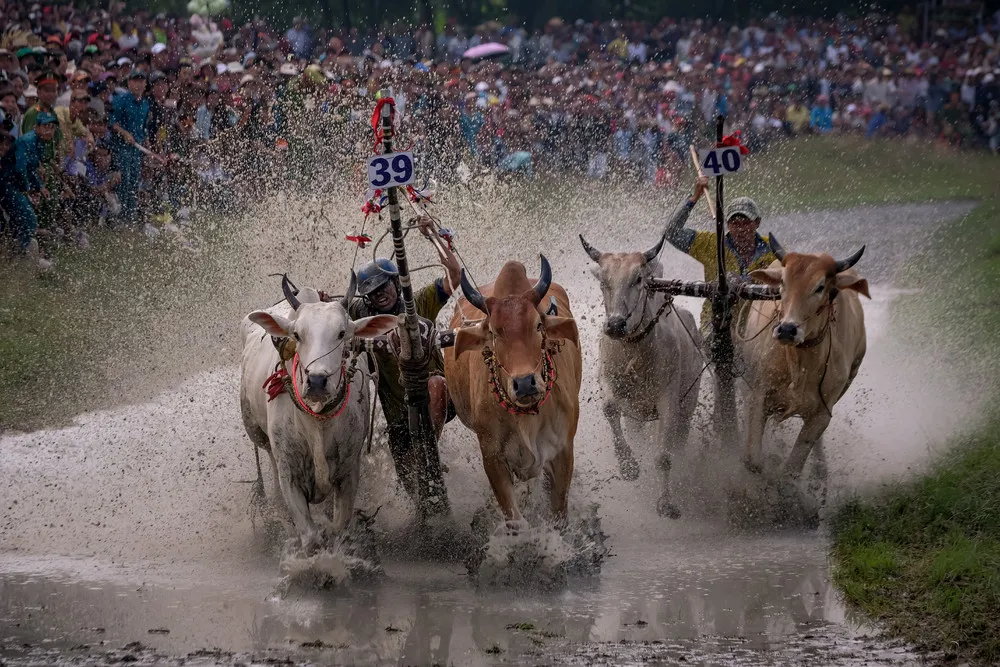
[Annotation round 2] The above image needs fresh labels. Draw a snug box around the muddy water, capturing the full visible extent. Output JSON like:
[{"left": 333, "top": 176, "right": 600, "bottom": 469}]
[{"left": 0, "top": 197, "right": 977, "bottom": 666}]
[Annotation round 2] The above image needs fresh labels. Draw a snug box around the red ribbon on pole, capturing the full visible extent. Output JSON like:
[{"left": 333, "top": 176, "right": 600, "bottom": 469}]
[
  {"left": 371, "top": 97, "right": 395, "bottom": 152},
  {"left": 361, "top": 189, "right": 384, "bottom": 217},
  {"left": 346, "top": 234, "right": 373, "bottom": 248},
  {"left": 717, "top": 131, "right": 750, "bottom": 155},
  {"left": 406, "top": 185, "right": 432, "bottom": 203}
]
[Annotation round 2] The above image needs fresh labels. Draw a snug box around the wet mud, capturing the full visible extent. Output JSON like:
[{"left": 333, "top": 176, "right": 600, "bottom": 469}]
[{"left": 0, "top": 197, "right": 979, "bottom": 665}]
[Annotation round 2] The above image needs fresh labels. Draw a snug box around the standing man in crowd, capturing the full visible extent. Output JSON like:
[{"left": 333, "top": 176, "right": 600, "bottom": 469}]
[
  {"left": 663, "top": 174, "right": 778, "bottom": 331},
  {"left": 0, "top": 111, "right": 58, "bottom": 271},
  {"left": 347, "top": 216, "right": 462, "bottom": 506},
  {"left": 21, "top": 70, "right": 60, "bottom": 136},
  {"left": 109, "top": 70, "right": 150, "bottom": 225}
]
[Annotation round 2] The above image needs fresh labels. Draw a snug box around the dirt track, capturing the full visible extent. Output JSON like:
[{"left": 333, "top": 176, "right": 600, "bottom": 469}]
[{"left": 0, "top": 198, "right": 978, "bottom": 666}]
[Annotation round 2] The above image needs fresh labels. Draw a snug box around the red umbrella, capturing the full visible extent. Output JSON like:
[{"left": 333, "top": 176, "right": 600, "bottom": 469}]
[{"left": 462, "top": 42, "right": 510, "bottom": 61}]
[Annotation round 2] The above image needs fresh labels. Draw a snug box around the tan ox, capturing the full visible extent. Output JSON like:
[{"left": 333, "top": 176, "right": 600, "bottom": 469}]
[
  {"left": 741, "top": 235, "right": 870, "bottom": 478},
  {"left": 444, "top": 256, "right": 582, "bottom": 528}
]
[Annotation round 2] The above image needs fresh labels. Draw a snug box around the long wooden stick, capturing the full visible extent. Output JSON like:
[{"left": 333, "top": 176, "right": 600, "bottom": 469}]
[{"left": 689, "top": 144, "right": 716, "bottom": 218}]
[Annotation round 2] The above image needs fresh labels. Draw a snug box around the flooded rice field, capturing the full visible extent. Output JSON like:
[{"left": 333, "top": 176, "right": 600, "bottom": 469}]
[{"left": 0, "top": 190, "right": 982, "bottom": 665}]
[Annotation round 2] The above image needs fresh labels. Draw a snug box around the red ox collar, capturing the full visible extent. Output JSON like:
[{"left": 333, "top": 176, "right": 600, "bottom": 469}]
[
  {"left": 261, "top": 354, "right": 353, "bottom": 421},
  {"left": 481, "top": 340, "right": 557, "bottom": 416}
]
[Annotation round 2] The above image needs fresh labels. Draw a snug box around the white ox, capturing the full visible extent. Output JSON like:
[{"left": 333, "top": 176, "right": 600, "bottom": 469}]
[
  {"left": 742, "top": 236, "right": 869, "bottom": 479},
  {"left": 580, "top": 234, "right": 703, "bottom": 519},
  {"left": 239, "top": 274, "right": 395, "bottom": 551}
]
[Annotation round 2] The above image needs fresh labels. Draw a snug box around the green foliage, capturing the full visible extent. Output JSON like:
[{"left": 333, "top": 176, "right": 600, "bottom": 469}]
[{"left": 832, "top": 425, "right": 1000, "bottom": 663}]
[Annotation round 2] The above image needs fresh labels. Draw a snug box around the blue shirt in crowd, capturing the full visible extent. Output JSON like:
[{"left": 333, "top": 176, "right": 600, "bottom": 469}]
[
  {"left": 0, "top": 131, "right": 47, "bottom": 191},
  {"left": 109, "top": 92, "right": 151, "bottom": 144}
]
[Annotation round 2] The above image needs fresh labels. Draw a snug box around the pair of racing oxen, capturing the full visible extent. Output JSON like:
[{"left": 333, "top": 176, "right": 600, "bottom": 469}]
[{"left": 239, "top": 232, "right": 869, "bottom": 552}]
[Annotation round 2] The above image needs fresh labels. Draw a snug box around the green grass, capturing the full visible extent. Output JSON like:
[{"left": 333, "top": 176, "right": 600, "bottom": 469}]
[
  {"left": 740, "top": 135, "right": 1000, "bottom": 211},
  {"left": 832, "top": 421, "right": 1000, "bottom": 662},
  {"left": 830, "top": 141, "right": 1000, "bottom": 663},
  {"left": 0, "top": 227, "right": 224, "bottom": 431}
]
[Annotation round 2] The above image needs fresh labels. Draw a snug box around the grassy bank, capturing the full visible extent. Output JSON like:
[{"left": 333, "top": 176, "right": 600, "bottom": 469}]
[
  {"left": 0, "top": 227, "right": 228, "bottom": 431},
  {"left": 830, "top": 154, "right": 1000, "bottom": 662}
]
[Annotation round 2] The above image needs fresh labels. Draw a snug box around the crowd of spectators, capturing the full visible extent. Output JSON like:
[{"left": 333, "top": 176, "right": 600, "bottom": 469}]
[{"left": 1, "top": 1, "right": 999, "bottom": 272}]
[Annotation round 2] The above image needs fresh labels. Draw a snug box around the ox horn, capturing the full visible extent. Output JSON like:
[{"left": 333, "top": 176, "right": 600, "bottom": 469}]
[
  {"left": 579, "top": 234, "right": 602, "bottom": 262},
  {"left": 342, "top": 270, "right": 357, "bottom": 310},
  {"left": 834, "top": 245, "right": 866, "bottom": 273},
  {"left": 643, "top": 234, "right": 666, "bottom": 263},
  {"left": 532, "top": 254, "right": 552, "bottom": 306},
  {"left": 768, "top": 233, "right": 787, "bottom": 263},
  {"left": 282, "top": 273, "right": 301, "bottom": 311},
  {"left": 460, "top": 269, "right": 488, "bottom": 314}
]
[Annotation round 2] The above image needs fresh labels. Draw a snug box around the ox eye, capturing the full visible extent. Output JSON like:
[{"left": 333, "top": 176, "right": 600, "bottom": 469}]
[
  {"left": 814, "top": 284, "right": 825, "bottom": 294},
  {"left": 293, "top": 332, "right": 300, "bottom": 341},
  {"left": 338, "top": 331, "right": 345, "bottom": 340}
]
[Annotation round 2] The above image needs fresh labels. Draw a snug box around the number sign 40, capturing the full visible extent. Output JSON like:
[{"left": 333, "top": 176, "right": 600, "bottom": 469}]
[
  {"left": 697, "top": 147, "right": 745, "bottom": 177},
  {"left": 367, "top": 151, "right": 415, "bottom": 193}
]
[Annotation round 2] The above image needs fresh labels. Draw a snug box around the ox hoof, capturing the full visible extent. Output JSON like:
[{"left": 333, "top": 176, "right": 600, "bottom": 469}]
[
  {"left": 656, "top": 496, "right": 681, "bottom": 519},
  {"left": 502, "top": 519, "right": 530, "bottom": 536},
  {"left": 618, "top": 456, "right": 640, "bottom": 482}
]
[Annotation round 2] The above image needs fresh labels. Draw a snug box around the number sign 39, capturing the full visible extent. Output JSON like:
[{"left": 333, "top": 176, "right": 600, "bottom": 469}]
[
  {"left": 367, "top": 151, "right": 415, "bottom": 192},
  {"left": 697, "top": 147, "right": 745, "bottom": 177}
]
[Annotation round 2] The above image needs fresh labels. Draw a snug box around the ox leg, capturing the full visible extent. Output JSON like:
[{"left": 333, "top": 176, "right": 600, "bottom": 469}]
[
  {"left": 806, "top": 439, "right": 829, "bottom": 510},
  {"left": 546, "top": 445, "right": 574, "bottom": 526},
  {"left": 240, "top": 396, "right": 270, "bottom": 505},
  {"left": 785, "top": 412, "right": 832, "bottom": 478},
  {"left": 604, "top": 400, "right": 639, "bottom": 481},
  {"left": 744, "top": 397, "right": 768, "bottom": 474},
  {"left": 676, "top": 366, "right": 701, "bottom": 451},
  {"left": 272, "top": 447, "right": 320, "bottom": 551},
  {"left": 332, "top": 469, "right": 359, "bottom": 534},
  {"left": 655, "top": 394, "right": 682, "bottom": 519},
  {"left": 481, "top": 443, "right": 523, "bottom": 527}
]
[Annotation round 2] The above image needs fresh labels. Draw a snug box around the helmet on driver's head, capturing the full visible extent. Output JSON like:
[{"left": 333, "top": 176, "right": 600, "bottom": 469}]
[{"left": 357, "top": 258, "right": 399, "bottom": 297}]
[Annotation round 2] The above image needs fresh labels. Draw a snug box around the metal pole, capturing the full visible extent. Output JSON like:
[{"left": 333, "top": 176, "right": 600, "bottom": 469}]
[
  {"left": 380, "top": 102, "right": 450, "bottom": 520},
  {"left": 709, "top": 114, "right": 737, "bottom": 447}
]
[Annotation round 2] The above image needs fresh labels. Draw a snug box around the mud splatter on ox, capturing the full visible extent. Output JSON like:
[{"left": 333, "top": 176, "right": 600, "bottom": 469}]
[{"left": 444, "top": 257, "right": 582, "bottom": 529}]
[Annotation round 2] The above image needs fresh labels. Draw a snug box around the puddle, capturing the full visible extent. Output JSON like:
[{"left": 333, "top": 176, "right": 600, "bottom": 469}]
[{"left": 0, "top": 532, "right": 913, "bottom": 666}]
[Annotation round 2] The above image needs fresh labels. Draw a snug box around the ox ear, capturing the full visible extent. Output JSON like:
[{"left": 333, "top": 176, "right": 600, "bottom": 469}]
[
  {"left": 250, "top": 310, "right": 293, "bottom": 338},
  {"left": 835, "top": 273, "right": 871, "bottom": 299},
  {"left": 353, "top": 314, "right": 398, "bottom": 339},
  {"left": 454, "top": 324, "right": 488, "bottom": 358},
  {"left": 750, "top": 267, "right": 783, "bottom": 286},
  {"left": 543, "top": 315, "right": 579, "bottom": 347}
]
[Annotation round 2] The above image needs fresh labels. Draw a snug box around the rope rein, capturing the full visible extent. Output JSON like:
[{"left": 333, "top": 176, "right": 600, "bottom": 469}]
[{"left": 623, "top": 294, "right": 674, "bottom": 344}]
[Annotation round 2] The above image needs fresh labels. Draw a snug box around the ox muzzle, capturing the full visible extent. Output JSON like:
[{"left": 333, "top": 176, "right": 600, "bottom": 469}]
[
  {"left": 774, "top": 321, "right": 801, "bottom": 344},
  {"left": 303, "top": 371, "right": 339, "bottom": 402},
  {"left": 511, "top": 373, "right": 540, "bottom": 401},
  {"left": 604, "top": 315, "right": 628, "bottom": 339}
]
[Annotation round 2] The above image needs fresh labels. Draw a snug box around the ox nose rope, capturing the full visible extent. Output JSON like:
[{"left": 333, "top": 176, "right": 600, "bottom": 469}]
[{"left": 481, "top": 335, "right": 558, "bottom": 417}]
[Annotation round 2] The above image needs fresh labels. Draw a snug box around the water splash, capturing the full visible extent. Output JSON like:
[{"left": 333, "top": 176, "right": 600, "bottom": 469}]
[
  {"left": 466, "top": 501, "right": 609, "bottom": 589},
  {"left": 276, "top": 515, "right": 383, "bottom": 592}
]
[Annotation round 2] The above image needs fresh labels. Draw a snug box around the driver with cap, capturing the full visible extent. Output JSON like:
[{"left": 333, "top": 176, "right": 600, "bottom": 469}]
[
  {"left": 347, "top": 215, "right": 463, "bottom": 504},
  {"left": 663, "top": 174, "right": 778, "bottom": 332}
]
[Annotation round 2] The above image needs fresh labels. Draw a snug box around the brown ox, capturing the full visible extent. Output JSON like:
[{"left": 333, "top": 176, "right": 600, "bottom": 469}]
[
  {"left": 443, "top": 256, "right": 582, "bottom": 527},
  {"left": 742, "top": 235, "right": 870, "bottom": 478}
]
